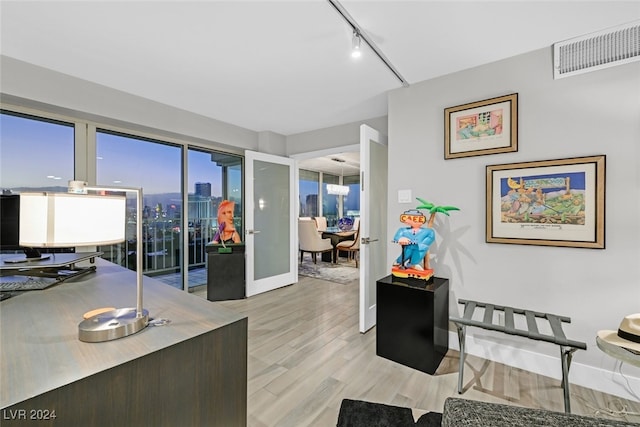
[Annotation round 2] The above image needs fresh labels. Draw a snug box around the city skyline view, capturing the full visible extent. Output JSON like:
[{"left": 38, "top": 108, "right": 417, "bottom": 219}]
[{"left": 0, "top": 112, "right": 239, "bottom": 196}]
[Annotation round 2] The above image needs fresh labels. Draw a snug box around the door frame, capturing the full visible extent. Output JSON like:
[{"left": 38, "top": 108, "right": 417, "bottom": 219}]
[
  {"left": 245, "top": 150, "right": 297, "bottom": 297},
  {"left": 359, "top": 124, "right": 388, "bottom": 333}
]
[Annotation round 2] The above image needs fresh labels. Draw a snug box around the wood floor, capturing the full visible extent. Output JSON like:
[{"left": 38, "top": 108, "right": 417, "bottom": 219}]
[{"left": 197, "top": 276, "right": 640, "bottom": 426}]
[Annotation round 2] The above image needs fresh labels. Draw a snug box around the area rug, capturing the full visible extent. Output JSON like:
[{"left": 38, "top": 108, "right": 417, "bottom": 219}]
[
  {"left": 298, "top": 260, "right": 359, "bottom": 284},
  {"left": 336, "top": 399, "right": 442, "bottom": 427}
]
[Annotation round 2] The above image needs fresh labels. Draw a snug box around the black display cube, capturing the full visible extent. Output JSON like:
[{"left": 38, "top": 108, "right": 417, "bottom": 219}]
[
  {"left": 206, "top": 244, "right": 245, "bottom": 301},
  {"left": 376, "top": 275, "right": 449, "bottom": 375}
]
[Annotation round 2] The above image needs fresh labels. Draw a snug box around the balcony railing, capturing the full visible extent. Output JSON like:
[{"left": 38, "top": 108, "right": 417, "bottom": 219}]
[{"left": 100, "top": 216, "right": 223, "bottom": 288}]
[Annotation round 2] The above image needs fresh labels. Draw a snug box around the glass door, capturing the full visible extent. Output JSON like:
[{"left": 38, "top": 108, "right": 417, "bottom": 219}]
[
  {"left": 186, "top": 148, "right": 243, "bottom": 291},
  {"left": 244, "top": 150, "right": 296, "bottom": 296}
]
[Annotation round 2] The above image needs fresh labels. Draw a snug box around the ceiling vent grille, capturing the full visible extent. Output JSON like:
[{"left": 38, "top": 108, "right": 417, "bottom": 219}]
[{"left": 553, "top": 20, "right": 640, "bottom": 79}]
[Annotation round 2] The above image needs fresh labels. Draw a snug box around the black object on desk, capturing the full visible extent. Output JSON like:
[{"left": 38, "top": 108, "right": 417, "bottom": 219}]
[
  {"left": 206, "top": 244, "right": 245, "bottom": 301},
  {"left": 376, "top": 275, "right": 449, "bottom": 375}
]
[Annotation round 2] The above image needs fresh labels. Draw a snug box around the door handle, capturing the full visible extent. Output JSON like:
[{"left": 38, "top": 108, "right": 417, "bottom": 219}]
[
  {"left": 246, "top": 229, "right": 261, "bottom": 235},
  {"left": 361, "top": 237, "right": 378, "bottom": 244}
]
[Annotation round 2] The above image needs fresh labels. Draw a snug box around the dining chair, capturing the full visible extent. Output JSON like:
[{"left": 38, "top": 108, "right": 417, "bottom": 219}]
[
  {"left": 313, "top": 216, "right": 328, "bottom": 232},
  {"left": 336, "top": 227, "right": 360, "bottom": 267},
  {"left": 299, "top": 219, "right": 333, "bottom": 264}
]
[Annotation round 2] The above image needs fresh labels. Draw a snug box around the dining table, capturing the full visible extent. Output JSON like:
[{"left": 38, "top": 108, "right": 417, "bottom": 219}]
[{"left": 320, "top": 227, "right": 357, "bottom": 263}]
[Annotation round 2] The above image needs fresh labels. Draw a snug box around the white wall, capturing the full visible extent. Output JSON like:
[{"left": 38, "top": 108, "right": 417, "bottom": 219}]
[
  {"left": 286, "top": 116, "right": 388, "bottom": 155},
  {"left": 387, "top": 47, "right": 640, "bottom": 400},
  {"left": 1, "top": 55, "right": 385, "bottom": 157},
  {"left": 1, "top": 56, "right": 259, "bottom": 153}
]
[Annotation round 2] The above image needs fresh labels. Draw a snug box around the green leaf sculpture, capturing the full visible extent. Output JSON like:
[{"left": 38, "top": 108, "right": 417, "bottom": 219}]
[
  {"left": 415, "top": 197, "right": 460, "bottom": 228},
  {"left": 414, "top": 197, "right": 460, "bottom": 269}
]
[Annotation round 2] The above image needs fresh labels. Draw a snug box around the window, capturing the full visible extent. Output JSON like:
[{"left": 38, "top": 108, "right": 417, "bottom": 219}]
[
  {"left": 3, "top": 109, "right": 245, "bottom": 294},
  {"left": 0, "top": 110, "right": 76, "bottom": 256},
  {"left": 322, "top": 173, "right": 339, "bottom": 226},
  {"left": 187, "top": 148, "right": 243, "bottom": 289},
  {"left": 343, "top": 174, "right": 360, "bottom": 218},
  {"left": 96, "top": 130, "right": 183, "bottom": 286},
  {"left": 0, "top": 111, "right": 74, "bottom": 193},
  {"left": 299, "top": 169, "right": 319, "bottom": 217}
]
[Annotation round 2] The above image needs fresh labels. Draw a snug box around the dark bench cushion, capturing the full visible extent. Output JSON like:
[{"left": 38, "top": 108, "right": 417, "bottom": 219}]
[
  {"left": 336, "top": 399, "right": 415, "bottom": 427},
  {"left": 442, "top": 397, "right": 638, "bottom": 427}
]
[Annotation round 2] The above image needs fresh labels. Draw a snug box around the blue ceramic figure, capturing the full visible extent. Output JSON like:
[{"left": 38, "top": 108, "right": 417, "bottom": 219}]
[{"left": 392, "top": 209, "right": 435, "bottom": 271}]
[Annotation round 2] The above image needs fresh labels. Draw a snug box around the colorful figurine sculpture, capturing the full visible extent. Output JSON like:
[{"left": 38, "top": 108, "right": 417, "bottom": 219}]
[
  {"left": 391, "top": 198, "right": 460, "bottom": 281},
  {"left": 392, "top": 209, "right": 435, "bottom": 280},
  {"left": 212, "top": 200, "right": 241, "bottom": 246}
]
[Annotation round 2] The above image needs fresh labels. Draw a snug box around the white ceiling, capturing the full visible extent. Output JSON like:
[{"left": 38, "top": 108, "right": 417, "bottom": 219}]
[
  {"left": 1, "top": 1, "right": 639, "bottom": 173},
  {"left": 298, "top": 151, "right": 361, "bottom": 176}
]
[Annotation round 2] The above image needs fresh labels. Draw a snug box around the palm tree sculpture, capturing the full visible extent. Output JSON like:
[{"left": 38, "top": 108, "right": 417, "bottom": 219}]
[{"left": 415, "top": 197, "right": 460, "bottom": 270}]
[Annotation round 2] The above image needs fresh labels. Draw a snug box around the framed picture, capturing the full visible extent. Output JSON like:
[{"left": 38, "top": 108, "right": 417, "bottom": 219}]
[
  {"left": 445, "top": 93, "right": 518, "bottom": 159},
  {"left": 486, "top": 155, "right": 605, "bottom": 248}
]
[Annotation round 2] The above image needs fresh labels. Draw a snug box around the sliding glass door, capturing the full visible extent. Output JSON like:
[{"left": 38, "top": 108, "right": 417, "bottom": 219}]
[
  {"left": 186, "top": 148, "right": 243, "bottom": 291},
  {"left": 96, "top": 130, "right": 183, "bottom": 287}
]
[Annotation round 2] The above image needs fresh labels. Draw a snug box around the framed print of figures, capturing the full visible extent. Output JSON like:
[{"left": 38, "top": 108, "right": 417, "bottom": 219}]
[
  {"left": 486, "top": 155, "right": 605, "bottom": 249},
  {"left": 445, "top": 93, "right": 518, "bottom": 159}
]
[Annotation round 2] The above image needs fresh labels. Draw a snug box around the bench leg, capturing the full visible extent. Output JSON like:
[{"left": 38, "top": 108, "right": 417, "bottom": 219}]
[
  {"left": 456, "top": 323, "right": 466, "bottom": 394},
  {"left": 560, "top": 346, "right": 577, "bottom": 413}
]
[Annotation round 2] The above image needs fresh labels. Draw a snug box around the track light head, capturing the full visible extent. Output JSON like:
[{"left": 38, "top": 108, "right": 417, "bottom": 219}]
[{"left": 351, "top": 31, "right": 361, "bottom": 58}]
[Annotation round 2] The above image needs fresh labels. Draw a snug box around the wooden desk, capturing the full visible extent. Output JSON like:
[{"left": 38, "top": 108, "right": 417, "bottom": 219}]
[{"left": 1, "top": 259, "right": 247, "bottom": 426}]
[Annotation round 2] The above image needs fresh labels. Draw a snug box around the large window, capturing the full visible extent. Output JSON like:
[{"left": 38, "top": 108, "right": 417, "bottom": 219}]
[
  {"left": 187, "top": 148, "right": 243, "bottom": 289},
  {"left": 96, "top": 130, "right": 183, "bottom": 285},
  {"left": 0, "top": 111, "right": 76, "bottom": 258},
  {"left": 299, "top": 169, "right": 319, "bottom": 217},
  {"left": 2, "top": 109, "right": 245, "bottom": 294},
  {"left": 343, "top": 174, "right": 360, "bottom": 218},
  {"left": 298, "top": 169, "right": 358, "bottom": 223},
  {"left": 322, "top": 173, "right": 339, "bottom": 226},
  {"left": 0, "top": 111, "right": 74, "bottom": 193}
]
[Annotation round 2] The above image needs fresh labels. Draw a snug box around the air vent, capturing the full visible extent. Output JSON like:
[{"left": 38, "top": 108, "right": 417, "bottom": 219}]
[{"left": 553, "top": 20, "right": 640, "bottom": 79}]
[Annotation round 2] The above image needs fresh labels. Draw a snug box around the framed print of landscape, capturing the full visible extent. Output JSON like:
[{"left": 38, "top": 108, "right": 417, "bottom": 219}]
[
  {"left": 486, "top": 155, "right": 605, "bottom": 248},
  {"left": 445, "top": 93, "right": 518, "bottom": 159}
]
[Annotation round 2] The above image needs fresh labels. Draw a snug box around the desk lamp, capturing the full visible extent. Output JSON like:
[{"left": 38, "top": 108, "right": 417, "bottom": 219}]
[{"left": 19, "top": 180, "right": 149, "bottom": 342}]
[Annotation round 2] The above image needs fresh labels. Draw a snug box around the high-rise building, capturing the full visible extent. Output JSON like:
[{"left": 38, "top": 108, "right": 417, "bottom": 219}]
[
  {"left": 195, "top": 182, "right": 211, "bottom": 197},
  {"left": 304, "top": 194, "right": 318, "bottom": 217}
]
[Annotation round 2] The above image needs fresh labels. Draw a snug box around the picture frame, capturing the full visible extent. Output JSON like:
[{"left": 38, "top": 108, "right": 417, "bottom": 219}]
[
  {"left": 444, "top": 93, "right": 518, "bottom": 159},
  {"left": 486, "top": 155, "right": 605, "bottom": 249}
]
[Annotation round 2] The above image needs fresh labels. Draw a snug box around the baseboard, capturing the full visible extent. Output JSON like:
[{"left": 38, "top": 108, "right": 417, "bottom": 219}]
[{"left": 448, "top": 331, "right": 640, "bottom": 402}]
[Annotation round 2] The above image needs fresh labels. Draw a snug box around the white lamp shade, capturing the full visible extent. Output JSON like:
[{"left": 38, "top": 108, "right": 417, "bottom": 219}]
[
  {"left": 19, "top": 192, "right": 127, "bottom": 247},
  {"left": 326, "top": 184, "right": 350, "bottom": 196}
]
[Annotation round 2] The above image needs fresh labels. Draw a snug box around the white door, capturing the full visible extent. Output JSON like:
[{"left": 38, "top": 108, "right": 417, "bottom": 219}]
[
  {"left": 359, "top": 124, "right": 388, "bottom": 333},
  {"left": 245, "top": 150, "right": 297, "bottom": 296}
]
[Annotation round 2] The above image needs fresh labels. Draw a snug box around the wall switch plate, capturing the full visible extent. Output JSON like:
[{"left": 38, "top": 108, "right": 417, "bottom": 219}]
[{"left": 398, "top": 189, "right": 412, "bottom": 203}]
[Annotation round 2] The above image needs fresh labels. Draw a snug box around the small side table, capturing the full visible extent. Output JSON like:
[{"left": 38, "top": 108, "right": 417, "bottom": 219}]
[
  {"left": 206, "top": 244, "right": 245, "bottom": 301},
  {"left": 596, "top": 335, "right": 640, "bottom": 368},
  {"left": 376, "top": 275, "right": 449, "bottom": 375}
]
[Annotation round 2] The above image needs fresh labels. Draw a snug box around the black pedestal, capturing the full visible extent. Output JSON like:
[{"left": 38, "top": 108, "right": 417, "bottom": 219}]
[
  {"left": 206, "top": 244, "right": 245, "bottom": 301},
  {"left": 376, "top": 275, "right": 449, "bottom": 375}
]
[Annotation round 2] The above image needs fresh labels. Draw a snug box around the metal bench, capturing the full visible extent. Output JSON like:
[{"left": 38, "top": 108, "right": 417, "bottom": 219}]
[{"left": 450, "top": 299, "right": 587, "bottom": 413}]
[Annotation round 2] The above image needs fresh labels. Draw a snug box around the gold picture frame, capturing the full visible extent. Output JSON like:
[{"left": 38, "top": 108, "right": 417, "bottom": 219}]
[
  {"left": 486, "top": 155, "right": 605, "bottom": 248},
  {"left": 445, "top": 93, "right": 518, "bottom": 159}
]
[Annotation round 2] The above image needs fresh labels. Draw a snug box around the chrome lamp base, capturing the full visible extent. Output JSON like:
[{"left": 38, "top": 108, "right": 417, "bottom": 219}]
[{"left": 78, "top": 307, "right": 149, "bottom": 343}]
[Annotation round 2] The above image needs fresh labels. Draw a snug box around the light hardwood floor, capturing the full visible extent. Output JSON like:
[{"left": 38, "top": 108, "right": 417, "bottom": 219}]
[{"left": 197, "top": 276, "right": 640, "bottom": 426}]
